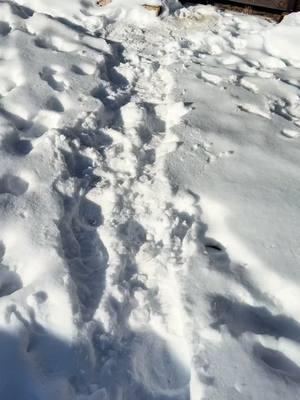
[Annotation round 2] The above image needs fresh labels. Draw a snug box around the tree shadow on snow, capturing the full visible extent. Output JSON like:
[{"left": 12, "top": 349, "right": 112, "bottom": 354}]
[
  {"left": 0, "top": 319, "right": 87, "bottom": 399},
  {"left": 210, "top": 294, "right": 300, "bottom": 343},
  {"left": 0, "top": 322, "right": 191, "bottom": 400}
]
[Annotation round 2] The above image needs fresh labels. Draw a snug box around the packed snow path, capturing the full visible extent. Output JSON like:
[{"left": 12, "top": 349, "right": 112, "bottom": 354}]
[{"left": 0, "top": 1, "right": 300, "bottom": 399}]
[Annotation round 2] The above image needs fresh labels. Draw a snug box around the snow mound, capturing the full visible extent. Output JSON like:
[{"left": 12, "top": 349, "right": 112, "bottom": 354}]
[{"left": 264, "top": 12, "right": 300, "bottom": 65}]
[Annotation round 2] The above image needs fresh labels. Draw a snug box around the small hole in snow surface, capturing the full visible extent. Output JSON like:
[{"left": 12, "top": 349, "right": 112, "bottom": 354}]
[
  {"left": 34, "top": 291, "right": 48, "bottom": 304},
  {"left": 205, "top": 239, "right": 224, "bottom": 252}
]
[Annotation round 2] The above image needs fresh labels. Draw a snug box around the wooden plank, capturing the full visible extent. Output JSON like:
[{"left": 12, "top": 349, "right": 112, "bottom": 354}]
[
  {"left": 142, "top": 4, "right": 162, "bottom": 15},
  {"left": 214, "top": 2, "right": 284, "bottom": 21},
  {"left": 224, "top": 0, "right": 289, "bottom": 10},
  {"left": 182, "top": 0, "right": 299, "bottom": 12}
]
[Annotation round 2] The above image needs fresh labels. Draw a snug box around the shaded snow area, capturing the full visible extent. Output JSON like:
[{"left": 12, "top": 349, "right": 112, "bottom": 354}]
[{"left": 0, "top": 0, "right": 300, "bottom": 398}]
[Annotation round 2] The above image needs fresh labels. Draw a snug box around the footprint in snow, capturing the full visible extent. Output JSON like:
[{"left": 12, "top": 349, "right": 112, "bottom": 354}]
[
  {"left": 0, "top": 22, "right": 11, "bottom": 37},
  {"left": 71, "top": 63, "right": 96, "bottom": 76},
  {"left": 39, "top": 67, "right": 65, "bottom": 92},
  {"left": 0, "top": 241, "right": 5, "bottom": 262},
  {"left": 35, "top": 35, "right": 78, "bottom": 53},
  {"left": 0, "top": 242, "right": 22, "bottom": 297},
  {"left": 197, "top": 71, "right": 223, "bottom": 86},
  {"left": 79, "top": 198, "right": 103, "bottom": 228},
  {"left": 238, "top": 104, "right": 270, "bottom": 120},
  {"left": 45, "top": 96, "right": 64, "bottom": 113},
  {"left": 3, "top": 133, "right": 33, "bottom": 156},
  {"left": 280, "top": 128, "right": 300, "bottom": 139},
  {"left": 0, "top": 174, "right": 29, "bottom": 196},
  {"left": 0, "top": 266, "right": 22, "bottom": 297},
  {"left": 27, "top": 290, "right": 48, "bottom": 306},
  {"left": 13, "top": 139, "right": 33, "bottom": 155},
  {"left": 90, "top": 85, "right": 107, "bottom": 102},
  {"left": 34, "top": 37, "right": 58, "bottom": 52},
  {"left": 10, "top": 3, "right": 34, "bottom": 19}
]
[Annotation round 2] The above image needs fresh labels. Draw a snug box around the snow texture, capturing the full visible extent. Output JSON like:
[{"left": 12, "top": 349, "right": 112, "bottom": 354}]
[{"left": 0, "top": 0, "right": 300, "bottom": 399}]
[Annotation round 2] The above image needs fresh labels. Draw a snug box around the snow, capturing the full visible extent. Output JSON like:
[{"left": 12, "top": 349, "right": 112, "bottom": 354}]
[
  {"left": 264, "top": 12, "right": 300, "bottom": 65},
  {"left": 0, "top": 0, "right": 300, "bottom": 399}
]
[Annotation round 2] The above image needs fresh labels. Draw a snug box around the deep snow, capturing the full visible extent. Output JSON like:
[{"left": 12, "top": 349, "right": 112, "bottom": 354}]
[{"left": 0, "top": 0, "right": 300, "bottom": 399}]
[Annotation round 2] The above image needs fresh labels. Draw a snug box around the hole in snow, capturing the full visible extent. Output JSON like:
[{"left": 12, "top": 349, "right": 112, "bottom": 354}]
[
  {"left": 3, "top": 134, "right": 33, "bottom": 156},
  {"left": 0, "top": 22, "right": 11, "bottom": 37},
  {"left": 205, "top": 239, "right": 224, "bottom": 253},
  {"left": 34, "top": 291, "right": 48, "bottom": 304}
]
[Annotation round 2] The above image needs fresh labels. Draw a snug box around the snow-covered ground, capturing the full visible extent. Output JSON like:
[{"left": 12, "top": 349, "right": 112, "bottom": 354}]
[{"left": 0, "top": 0, "right": 300, "bottom": 398}]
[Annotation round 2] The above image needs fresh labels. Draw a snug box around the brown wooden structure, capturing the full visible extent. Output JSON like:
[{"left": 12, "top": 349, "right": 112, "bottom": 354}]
[
  {"left": 185, "top": 0, "right": 300, "bottom": 13},
  {"left": 225, "top": 0, "right": 300, "bottom": 11}
]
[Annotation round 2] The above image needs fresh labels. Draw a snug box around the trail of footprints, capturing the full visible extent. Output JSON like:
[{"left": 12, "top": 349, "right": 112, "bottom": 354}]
[
  {"left": 0, "top": 3, "right": 31, "bottom": 301},
  {"left": 0, "top": 1, "right": 99, "bottom": 307}
]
